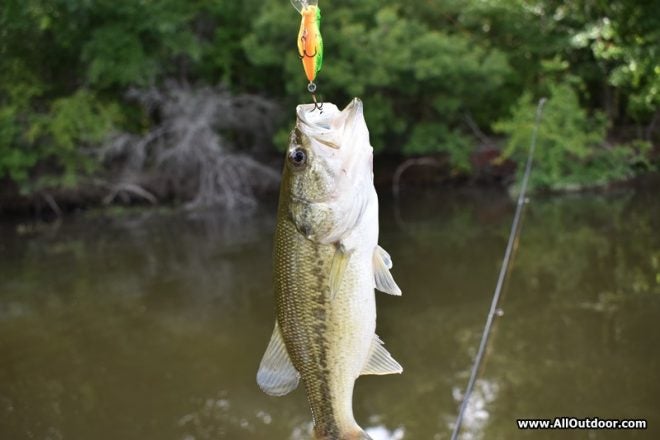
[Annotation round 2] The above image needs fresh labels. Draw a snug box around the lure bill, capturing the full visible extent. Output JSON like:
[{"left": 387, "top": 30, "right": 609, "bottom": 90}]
[{"left": 292, "top": 0, "right": 323, "bottom": 94}]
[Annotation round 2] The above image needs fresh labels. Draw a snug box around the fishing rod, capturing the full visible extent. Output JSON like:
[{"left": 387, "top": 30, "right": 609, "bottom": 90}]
[{"left": 450, "top": 97, "right": 547, "bottom": 440}]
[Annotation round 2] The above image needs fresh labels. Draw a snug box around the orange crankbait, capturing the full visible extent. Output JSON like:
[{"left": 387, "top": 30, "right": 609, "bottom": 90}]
[{"left": 291, "top": 0, "right": 323, "bottom": 109}]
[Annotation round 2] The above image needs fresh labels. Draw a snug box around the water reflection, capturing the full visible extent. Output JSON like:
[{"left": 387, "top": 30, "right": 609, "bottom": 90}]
[
  {"left": 0, "top": 187, "right": 659, "bottom": 439},
  {"left": 365, "top": 425, "right": 405, "bottom": 440},
  {"left": 449, "top": 379, "right": 499, "bottom": 440}
]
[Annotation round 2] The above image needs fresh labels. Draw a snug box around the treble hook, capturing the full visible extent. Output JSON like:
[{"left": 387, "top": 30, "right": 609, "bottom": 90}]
[
  {"left": 298, "top": 48, "right": 317, "bottom": 59},
  {"left": 311, "top": 94, "right": 323, "bottom": 112},
  {"left": 298, "top": 31, "right": 317, "bottom": 59},
  {"left": 308, "top": 82, "right": 323, "bottom": 112},
  {"left": 298, "top": 36, "right": 317, "bottom": 58}
]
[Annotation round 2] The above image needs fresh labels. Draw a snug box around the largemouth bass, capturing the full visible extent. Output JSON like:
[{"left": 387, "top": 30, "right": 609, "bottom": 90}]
[{"left": 257, "top": 98, "right": 402, "bottom": 440}]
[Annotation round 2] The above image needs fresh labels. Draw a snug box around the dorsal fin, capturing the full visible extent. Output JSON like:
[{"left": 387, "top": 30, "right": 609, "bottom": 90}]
[
  {"left": 256, "top": 322, "right": 300, "bottom": 396},
  {"left": 361, "top": 335, "right": 403, "bottom": 376},
  {"left": 373, "top": 245, "right": 401, "bottom": 296}
]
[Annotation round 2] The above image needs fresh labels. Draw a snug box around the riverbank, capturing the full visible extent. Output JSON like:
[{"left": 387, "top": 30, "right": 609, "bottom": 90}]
[{"left": 1, "top": 152, "right": 658, "bottom": 222}]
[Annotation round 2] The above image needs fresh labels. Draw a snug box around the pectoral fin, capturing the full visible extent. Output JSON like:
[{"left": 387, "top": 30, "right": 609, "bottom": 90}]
[
  {"left": 256, "top": 322, "right": 300, "bottom": 396},
  {"left": 361, "top": 335, "right": 403, "bottom": 375},
  {"left": 329, "top": 245, "right": 352, "bottom": 300},
  {"left": 374, "top": 245, "right": 401, "bottom": 296}
]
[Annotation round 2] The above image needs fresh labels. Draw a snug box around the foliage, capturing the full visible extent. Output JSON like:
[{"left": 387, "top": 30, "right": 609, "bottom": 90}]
[
  {"left": 0, "top": 0, "right": 263, "bottom": 196},
  {"left": 245, "top": 0, "right": 512, "bottom": 170},
  {"left": 30, "top": 90, "right": 122, "bottom": 189},
  {"left": 0, "top": 0, "right": 658, "bottom": 204},
  {"left": 0, "top": 61, "right": 43, "bottom": 185},
  {"left": 0, "top": 62, "right": 120, "bottom": 190},
  {"left": 494, "top": 82, "right": 653, "bottom": 190},
  {"left": 565, "top": 0, "right": 660, "bottom": 120}
]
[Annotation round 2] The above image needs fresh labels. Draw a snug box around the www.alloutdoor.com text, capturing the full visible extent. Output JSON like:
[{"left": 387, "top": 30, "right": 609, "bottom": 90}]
[{"left": 517, "top": 417, "right": 647, "bottom": 430}]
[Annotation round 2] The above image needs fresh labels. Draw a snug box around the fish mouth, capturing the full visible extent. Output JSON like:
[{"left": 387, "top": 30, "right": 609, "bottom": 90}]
[{"left": 296, "top": 98, "right": 363, "bottom": 150}]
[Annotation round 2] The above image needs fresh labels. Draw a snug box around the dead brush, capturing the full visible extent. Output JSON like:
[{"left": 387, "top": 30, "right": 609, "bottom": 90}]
[{"left": 100, "top": 82, "right": 280, "bottom": 210}]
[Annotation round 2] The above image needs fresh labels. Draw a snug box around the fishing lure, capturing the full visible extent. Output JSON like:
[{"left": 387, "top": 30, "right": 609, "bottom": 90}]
[{"left": 291, "top": 0, "right": 323, "bottom": 109}]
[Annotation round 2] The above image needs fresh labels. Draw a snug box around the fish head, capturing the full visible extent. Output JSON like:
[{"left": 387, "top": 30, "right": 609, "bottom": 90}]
[{"left": 283, "top": 98, "right": 375, "bottom": 243}]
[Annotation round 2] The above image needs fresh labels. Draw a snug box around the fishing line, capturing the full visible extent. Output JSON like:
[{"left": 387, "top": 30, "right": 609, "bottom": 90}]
[{"left": 450, "top": 97, "right": 547, "bottom": 440}]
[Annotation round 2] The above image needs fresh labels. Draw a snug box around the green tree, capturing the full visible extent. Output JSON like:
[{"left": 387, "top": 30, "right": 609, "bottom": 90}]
[
  {"left": 0, "top": 0, "right": 263, "bottom": 192},
  {"left": 495, "top": 82, "right": 652, "bottom": 190},
  {"left": 244, "top": 0, "right": 512, "bottom": 171},
  {"left": 567, "top": 0, "right": 660, "bottom": 121}
]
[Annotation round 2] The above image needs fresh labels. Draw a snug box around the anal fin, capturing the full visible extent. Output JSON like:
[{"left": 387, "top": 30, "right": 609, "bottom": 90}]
[
  {"left": 360, "top": 335, "right": 403, "bottom": 376},
  {"left": 256, "top": 321, "right": 300, "bottom": 396},
  {"left": 374, "top": 245, "right": 401, "bottom": 296}
]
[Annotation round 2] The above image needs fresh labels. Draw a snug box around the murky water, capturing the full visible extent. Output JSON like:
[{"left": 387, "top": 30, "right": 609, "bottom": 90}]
[{"left": 1, "top": 187, "right": 659, "bottom": 439}]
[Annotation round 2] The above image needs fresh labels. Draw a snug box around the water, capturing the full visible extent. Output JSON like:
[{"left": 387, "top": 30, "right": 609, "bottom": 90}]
[{"left": 1, "top": 187, "right": 659, "bottom": 439}]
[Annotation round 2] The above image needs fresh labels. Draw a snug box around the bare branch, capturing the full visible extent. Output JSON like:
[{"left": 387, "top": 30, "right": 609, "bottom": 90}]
[
  {"left": 392, "top": 157, "right": 444, "bottom": 198},
  {"left": 41, "top": 192, "right": 63, "bottom": 218},
  {"left": 103, "top": 183, "right": 158, "bottom": 205},
  {"left": 101, "top": 83, "right": 280, "bottom": 210},
  {"left": 463, "top": 111, "right": 494, "bottom": 147}
]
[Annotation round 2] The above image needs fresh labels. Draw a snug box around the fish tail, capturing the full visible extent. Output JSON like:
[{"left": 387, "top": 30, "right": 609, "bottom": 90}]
[
  {"left": 343, "top": 428, "right": 373, "bottom": 440},
  {"left": 314, "top": 427, "right": 373, "bottom": 440},
  {"left": 354, "top": 429, "right": 373, "bottom": 440}
]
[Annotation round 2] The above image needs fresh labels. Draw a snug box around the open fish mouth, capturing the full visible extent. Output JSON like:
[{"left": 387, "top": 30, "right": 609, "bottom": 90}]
[{"left": 296, "top": 98, "right": 363, "bottom": 150}]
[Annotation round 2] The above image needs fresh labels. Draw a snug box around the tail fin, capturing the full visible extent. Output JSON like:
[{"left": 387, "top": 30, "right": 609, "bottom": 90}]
[
  {"left": 357, "top": 430, "right": 373, "bottom": 440},
  {"left": 314, "top": 427, "right": 373, "bottom": 440}
]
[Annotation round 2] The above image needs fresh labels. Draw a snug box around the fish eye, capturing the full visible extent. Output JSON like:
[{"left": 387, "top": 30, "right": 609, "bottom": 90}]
[{"left": 289, "top": 148, "right": 307, "bottom": 168}]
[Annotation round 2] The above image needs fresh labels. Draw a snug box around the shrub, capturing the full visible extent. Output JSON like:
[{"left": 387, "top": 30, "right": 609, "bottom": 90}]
[{"left": 494, "top": 82, "right": 652, "bottom": 191}]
